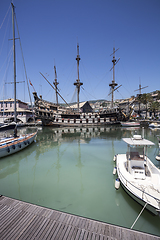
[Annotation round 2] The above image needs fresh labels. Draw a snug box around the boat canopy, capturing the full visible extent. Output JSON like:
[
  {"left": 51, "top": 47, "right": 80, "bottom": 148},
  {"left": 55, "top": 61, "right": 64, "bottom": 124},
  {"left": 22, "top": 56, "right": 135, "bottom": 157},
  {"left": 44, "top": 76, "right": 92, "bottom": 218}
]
[{"left": 122, "top": 135, "right": 155, "bottom": 146}]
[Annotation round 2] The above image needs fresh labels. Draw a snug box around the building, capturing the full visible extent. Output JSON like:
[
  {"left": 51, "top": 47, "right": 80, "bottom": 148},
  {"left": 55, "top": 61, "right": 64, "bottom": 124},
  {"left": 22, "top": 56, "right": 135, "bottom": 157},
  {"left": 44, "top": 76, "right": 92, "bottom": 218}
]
[
  {"left": 67, "top": 101, "right": 93, "bottom": 113},
  {"left": 0, "top": 98, "right": 33, "bottom": 123}
]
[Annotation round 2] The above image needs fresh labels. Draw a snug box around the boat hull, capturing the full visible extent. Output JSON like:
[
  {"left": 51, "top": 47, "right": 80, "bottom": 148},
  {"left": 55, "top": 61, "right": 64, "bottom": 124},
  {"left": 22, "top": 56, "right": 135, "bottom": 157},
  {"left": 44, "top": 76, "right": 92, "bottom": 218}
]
[
  {"left": 44, "top": 121, "right": 121, "bottom": 127},
  {"left": 116, "top": 154, "right": 160, "bottom": 215},
  {"left": 119, "top": 176, "right": 158, "bottom": 215},
  {"left": 0, "top": 123, "right": 16, "bottom": 131},
  {"left": 121, "top": 122, "right": 140, "bottom": 127},
  {"left": 0, "top": 132, "right": 37, "bottom": 158}
]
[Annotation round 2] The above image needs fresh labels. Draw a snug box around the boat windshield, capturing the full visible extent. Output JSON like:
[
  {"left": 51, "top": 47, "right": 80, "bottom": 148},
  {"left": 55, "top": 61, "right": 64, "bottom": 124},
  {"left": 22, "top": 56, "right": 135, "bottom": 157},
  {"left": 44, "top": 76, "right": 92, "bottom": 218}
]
[{"left": 129, "top": 146, "right": 144, "bottom": 160}]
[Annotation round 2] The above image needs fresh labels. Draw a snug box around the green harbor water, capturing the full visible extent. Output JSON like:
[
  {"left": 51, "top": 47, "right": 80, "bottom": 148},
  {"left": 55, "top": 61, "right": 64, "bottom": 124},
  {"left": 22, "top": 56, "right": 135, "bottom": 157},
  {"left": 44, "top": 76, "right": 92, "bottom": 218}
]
[{"left": 0, "top": 126, "right": 160, "bottom": 236}]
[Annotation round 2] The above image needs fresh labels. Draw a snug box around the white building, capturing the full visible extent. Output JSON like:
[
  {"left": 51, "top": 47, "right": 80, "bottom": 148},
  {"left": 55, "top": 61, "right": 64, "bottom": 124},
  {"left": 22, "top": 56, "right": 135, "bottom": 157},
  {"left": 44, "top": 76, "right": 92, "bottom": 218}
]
[{"left": 0, "top": 98, "right": 33, "bottom": 123}]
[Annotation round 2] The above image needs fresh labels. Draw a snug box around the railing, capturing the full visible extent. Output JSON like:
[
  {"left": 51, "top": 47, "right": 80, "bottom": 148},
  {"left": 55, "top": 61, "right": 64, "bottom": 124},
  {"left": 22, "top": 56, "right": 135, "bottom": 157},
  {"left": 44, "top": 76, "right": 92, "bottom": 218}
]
[{"left": 117, "top": 164, "right": 160, "bottom": 209}]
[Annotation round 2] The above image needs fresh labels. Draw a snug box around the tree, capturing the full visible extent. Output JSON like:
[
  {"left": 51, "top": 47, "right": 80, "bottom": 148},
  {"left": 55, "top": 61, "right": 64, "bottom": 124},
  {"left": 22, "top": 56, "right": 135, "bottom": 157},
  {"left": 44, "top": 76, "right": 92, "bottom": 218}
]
[
  {"left": 149, "top": 101, "right": 160, "bottom": 118},
  {"left": 140, "top": 93, "right": 152, "bottom": 118},
  {"left": 157, "top": 90, "right": 160, "bottom": 100}
]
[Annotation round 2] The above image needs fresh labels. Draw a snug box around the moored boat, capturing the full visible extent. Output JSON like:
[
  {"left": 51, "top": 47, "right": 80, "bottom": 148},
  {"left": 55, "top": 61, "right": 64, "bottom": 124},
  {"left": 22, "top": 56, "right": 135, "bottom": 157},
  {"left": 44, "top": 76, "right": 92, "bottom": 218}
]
[
  {"left": 0, "top": 122, "right": 16, "bottom": 131},
  {"left": 149, "top": 122, "right": 160, "bottom": 128},
  {"left": 121, "top": 121, "right": 140, "bottom": 127},
  {"left": 115, "top": 134, "right": 160, "bottom": 215},
  {"left": 33, "top": 46, "right": 132, "bottom": 126},
  {"left": 0, "top": 131, "right": 37, "bottom": 158}
]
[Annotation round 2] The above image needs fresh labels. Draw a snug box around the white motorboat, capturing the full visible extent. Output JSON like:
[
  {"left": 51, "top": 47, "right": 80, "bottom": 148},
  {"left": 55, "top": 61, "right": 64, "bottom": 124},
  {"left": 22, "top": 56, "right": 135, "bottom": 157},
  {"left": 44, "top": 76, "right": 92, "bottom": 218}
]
[
  {"left": 121, "top": 121, "right": 140, "bottom": 127},
  {"left": 115, "top": 134, "right": 160, "bottom": 215},
  {"left": 149, "top": 122, "right": 160, "bottom": 128},
  {"left": 0, "top": 122, "right": 16, "bottom": 132}
]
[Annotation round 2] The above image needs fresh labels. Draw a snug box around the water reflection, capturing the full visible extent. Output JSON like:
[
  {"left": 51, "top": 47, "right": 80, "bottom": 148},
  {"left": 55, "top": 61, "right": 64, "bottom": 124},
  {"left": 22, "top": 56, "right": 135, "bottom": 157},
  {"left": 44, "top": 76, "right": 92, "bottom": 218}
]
[{"left": 0, "top": 126, "right": 160, "bottom": 236}]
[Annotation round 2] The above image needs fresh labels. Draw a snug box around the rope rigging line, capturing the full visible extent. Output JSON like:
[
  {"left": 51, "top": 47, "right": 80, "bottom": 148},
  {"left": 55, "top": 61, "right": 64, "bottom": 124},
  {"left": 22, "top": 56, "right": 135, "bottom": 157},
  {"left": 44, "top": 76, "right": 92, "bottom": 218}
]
[
  {"left": 70, "top": 87, "right": 77, "bottom": 104},
  {"left": 14, "top": 12, "right": 35, "bottom": 122},
  {"left": 0, "top": 46, "right": 12, "bottom": 74},
  {"left": 80, "top": 61, "right": 95, "bottom": 96},
  {"left": 0, "top": 4, "right": 11, "bottom": 30},
  {"left": 81, "top": 87, "right": 98, "bottom": 100},
  {"left": 0, "top": 6, "right": 11, "bottom": 57}
]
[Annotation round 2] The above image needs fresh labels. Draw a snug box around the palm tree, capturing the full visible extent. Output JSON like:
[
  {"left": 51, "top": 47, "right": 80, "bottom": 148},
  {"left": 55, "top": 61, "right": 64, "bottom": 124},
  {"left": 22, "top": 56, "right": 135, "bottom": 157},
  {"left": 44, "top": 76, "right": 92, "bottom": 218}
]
[
  {"left": 140, "top": 93, "right": 152, "bottom": 118},
  {"left": 136, "top": 94, "right": 142, "bottom": 116},
  {"left": 149, "top": 101, "right": 160, "bottom": 118}
]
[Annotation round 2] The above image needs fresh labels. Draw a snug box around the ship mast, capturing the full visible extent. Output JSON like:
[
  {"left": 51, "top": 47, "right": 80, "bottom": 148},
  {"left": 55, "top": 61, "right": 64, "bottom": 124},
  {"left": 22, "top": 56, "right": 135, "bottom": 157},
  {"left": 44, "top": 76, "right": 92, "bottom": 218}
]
[
  {"left": 74, "top": 43, "right": 83, "bottom": 113},
  {"left": 11, "top": 3, "right": 17, "bottom": 123},
  {"left": 53, "top": 65, "right": 59, "bottom": 108},
  {"left": 109, "top": 47, "right": 120, "bottom": 108}
]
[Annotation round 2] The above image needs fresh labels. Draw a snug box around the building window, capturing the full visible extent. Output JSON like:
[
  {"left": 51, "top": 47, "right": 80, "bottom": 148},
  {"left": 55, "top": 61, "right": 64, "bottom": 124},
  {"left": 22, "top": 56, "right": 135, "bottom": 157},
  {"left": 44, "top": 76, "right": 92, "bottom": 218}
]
[
  {"left": 10, "top": 103, "right": 12, "bottom": 107},
  {"left": 5, "top": 102, "right": 7, "bottom": 107}
]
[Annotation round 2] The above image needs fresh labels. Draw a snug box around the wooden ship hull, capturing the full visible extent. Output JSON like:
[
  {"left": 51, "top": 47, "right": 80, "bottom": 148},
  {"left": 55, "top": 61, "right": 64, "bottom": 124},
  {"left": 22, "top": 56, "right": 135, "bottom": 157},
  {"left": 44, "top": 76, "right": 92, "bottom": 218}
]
[{"left": 33, "top": 92, "right": 130, "bottom": 127}]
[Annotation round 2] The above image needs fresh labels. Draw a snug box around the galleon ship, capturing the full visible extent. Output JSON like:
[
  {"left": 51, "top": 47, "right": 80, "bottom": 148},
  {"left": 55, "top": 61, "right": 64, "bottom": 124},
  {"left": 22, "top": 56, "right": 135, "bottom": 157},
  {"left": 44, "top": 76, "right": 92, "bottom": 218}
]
[{"left": 33, "top": 45, "right": 132, "bottom": 127}]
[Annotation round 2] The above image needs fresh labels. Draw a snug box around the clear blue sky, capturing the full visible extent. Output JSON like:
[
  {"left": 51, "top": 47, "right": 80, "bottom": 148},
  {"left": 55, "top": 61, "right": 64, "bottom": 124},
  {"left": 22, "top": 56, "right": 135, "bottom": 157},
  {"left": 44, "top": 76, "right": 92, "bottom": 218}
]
[{"left": 0, "top": 0, "right": 160, "bottom": 104}]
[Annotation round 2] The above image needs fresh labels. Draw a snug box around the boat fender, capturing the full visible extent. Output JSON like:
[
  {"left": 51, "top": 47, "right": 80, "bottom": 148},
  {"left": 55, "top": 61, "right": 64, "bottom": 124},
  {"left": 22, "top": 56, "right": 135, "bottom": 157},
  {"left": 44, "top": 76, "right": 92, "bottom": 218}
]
[
  {"left": 115, "top": 178, "right": 120, "bottom": 190},
  {"left": 27, "top": 140, "right": 30, "bottom": 144},
  {"left": 24, "top": 141, "right": 27, "bottom": 145},
  {"left": 12, "top": 145, "right": 15, "bottom": 149},
  {"left": 18, "top": 144, "right": 21, "bottom": 148},
  {"left": 113, "top": 155, "right": 117, "bottom": 162},
  {"left": 113, "top": 167, "right": 117, "bottom": 175},
  {"left": 156, "top": 155, "right": 160, "bottom": 161},
  {"left": 7, "top": 147, "right": 10, "bottom": 153}
]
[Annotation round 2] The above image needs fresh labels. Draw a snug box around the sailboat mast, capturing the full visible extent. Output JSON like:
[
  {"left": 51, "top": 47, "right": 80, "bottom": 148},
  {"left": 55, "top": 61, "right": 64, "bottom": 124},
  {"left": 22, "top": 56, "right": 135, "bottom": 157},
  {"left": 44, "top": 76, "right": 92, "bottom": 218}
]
[
  {"left": 74, "top": 44, "right": 83, "bottom": 112},
  {"left": 53, "top": 65, "right": 59, "bottom": 108},
  {"left": 11, "top": 3, "right": 17, "bottom": 123}
]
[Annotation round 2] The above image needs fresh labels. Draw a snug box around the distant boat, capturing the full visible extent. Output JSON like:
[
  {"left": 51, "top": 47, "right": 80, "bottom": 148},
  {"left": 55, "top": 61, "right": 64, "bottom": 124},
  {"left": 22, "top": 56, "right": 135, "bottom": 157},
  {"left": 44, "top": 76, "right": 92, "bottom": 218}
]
[
  {"left": 115, "top": 133, "right": 160, "bottom": 215},
  {"left": 0, "top": 122, "right": 16, "bottom": 131},
  {"left": 0, "top": 3, "right": 37, "bottom": 158},
  {"left": 121, "top": 121, "right": 140, "bottom": 127},
  {"left": 149, "top": 122, "right": 160, "bottom": 128}
]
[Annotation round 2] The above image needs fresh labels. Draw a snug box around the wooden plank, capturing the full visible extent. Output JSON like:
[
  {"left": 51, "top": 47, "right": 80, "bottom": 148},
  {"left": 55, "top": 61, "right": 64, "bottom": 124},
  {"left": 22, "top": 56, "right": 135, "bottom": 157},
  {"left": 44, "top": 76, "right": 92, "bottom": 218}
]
[
  {"left": 70, "top": 227, "right": 79, "bottom": 240},
  {"left": 83, "top": 229, "right": 89, "bottom": 240},
  {"left": 28, "top": 217, "right": 48, "bottom": 239},
  {"left": 1, "top": 211, "right": 26, "bottom": 239},
  {"left": 62, "top": 224, "right": 73, "bottom": 240},
  {"left": 0, "top": 196, "right": 160, "bottom": 240},
  {"left": 0, "top": 208, "right": 23, "bottom": 232},
  {"left": 58, "top": 224, "right": 71, "bottom": 240},
  {"left": 46, "top": 221, "right": 60, "bottom": 239},
  {"left": 4, "top": 212, "right": 33, "bottom": 240},
  {"left": 18, "top": 215, "right": 42, "bottom": 240},
  {"left": 50, "top": 222, "right": 63, "bottom": 239},
  {"left": 54, "top": 222, "right": 66, "bottom": 240},
  {"left": 39, "top": 220, "right": 56, "bottom": 240}
]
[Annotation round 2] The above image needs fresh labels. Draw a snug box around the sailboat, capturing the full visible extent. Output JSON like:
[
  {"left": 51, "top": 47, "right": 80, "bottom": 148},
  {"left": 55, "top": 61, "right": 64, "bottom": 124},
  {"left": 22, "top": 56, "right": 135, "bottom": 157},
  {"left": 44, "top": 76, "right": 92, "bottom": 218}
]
[{"left": 0, "top": 3, "right": 37, "bottom": 158}]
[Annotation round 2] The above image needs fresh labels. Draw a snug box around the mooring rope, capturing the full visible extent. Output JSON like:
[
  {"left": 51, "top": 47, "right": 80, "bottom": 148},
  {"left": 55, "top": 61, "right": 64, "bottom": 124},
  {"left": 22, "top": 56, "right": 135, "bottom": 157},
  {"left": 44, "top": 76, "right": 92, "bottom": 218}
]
[{"left": 130, "top": 202, "right": 148, "bottom": 229}]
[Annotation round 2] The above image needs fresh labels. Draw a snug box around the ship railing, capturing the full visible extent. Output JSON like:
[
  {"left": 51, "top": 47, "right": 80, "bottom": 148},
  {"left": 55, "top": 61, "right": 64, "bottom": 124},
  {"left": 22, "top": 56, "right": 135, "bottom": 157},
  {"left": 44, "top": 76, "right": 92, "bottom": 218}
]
[{"left": 117, "top": 165, "right": 160, "bottom": 208}]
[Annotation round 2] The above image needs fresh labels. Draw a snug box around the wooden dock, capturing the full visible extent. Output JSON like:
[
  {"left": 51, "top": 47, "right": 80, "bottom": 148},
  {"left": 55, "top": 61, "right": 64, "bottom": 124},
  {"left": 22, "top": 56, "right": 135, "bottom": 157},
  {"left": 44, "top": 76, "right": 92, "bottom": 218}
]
[{"left": 0, "top": 196, "right": 159, "bottom": 240}]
